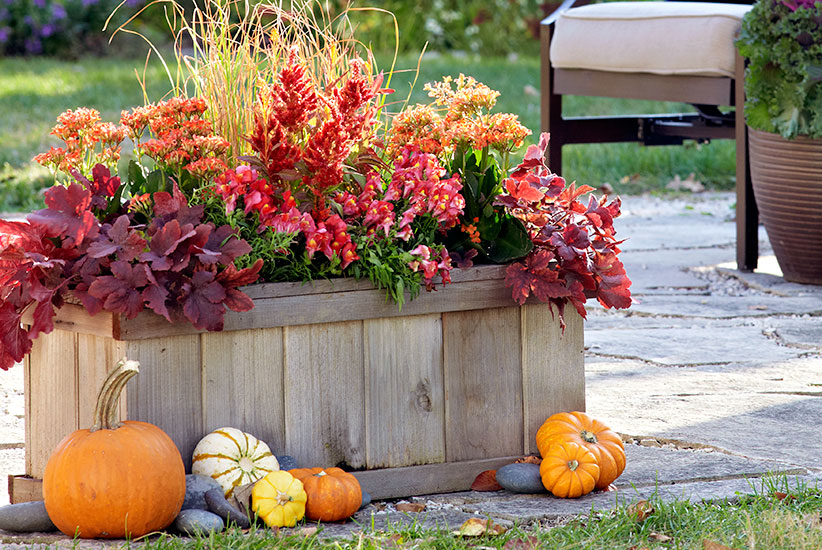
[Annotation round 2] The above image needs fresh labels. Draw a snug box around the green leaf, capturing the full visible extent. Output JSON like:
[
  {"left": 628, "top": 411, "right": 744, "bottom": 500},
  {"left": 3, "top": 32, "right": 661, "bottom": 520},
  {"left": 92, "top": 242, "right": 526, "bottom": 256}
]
[
  {"left": 127, "top": 160, "right": 146, "bottom": 189},
  {"left": 486, "top": 216, "right": 533, "bottom": 264},
  {"left": 145, "top": 169, "right": 167, "bottom": 195}
]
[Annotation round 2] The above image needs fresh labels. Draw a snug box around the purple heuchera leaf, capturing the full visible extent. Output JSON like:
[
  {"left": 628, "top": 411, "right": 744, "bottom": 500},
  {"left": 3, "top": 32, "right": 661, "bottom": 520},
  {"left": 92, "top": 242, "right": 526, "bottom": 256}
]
[
  {"left": 140, "top": 219, "right": 197, "bottom": 271},
  {"left": 88, "top": 260, "right": 150, "bottom": 319},
  {"left": 87, "top": 215, "right": 147, "bottom": 261},
  {"left": 183, "top": 270, "right": 227, "bottom": 331},
  {"left": 27, "top": 183, "right": 99, "bottom": 246}
]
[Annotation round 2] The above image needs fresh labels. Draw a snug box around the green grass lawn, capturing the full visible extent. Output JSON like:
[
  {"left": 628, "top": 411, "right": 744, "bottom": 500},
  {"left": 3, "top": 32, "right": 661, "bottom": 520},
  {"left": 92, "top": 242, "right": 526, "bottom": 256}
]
[
  {"left": 54, "top": 477, "right": 817, "bottom": 550},
  {"left": 0, "top": 52, "right": 736, "bottom": 212}
]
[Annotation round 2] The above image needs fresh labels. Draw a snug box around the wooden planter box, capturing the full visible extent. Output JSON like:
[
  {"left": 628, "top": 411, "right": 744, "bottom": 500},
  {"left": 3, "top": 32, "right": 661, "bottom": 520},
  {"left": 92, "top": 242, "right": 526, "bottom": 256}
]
[{"left": 12, "top": 265, "right": 584, "bottom": 503}]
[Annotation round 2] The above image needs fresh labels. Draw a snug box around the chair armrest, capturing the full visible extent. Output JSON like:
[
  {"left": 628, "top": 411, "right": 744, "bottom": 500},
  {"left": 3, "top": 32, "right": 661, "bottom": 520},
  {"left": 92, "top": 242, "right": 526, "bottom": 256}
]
[{"left": 541, "top": 0, "right": 582, "bottom": 26}]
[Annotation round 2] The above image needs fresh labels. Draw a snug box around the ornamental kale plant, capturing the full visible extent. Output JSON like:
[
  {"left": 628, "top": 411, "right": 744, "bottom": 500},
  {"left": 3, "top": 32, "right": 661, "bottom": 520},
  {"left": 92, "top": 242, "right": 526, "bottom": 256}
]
[{"left": 737, "top": 0, "right": 822, "bottom": 138}]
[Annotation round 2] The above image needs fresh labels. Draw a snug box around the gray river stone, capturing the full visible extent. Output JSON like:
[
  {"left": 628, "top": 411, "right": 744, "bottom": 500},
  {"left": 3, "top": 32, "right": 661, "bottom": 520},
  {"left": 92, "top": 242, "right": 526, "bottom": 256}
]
[
  {"left": 182, "top": 474, "right": 223, "bottom": 511},
  {"left": 0, "top": 501, "right": 56, "bottom": 533},
  {"left": 496, "top": 463, "right": 547, "bottom": 494},
  {"left": 174, "top": 509, "right": 225, "bottom": 536}
]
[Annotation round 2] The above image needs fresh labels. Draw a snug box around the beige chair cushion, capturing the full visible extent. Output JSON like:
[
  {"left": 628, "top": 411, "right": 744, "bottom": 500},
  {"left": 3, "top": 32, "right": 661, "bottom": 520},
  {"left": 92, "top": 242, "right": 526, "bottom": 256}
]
[{"left": 549, "top": 2, "right": 752, "bottom": 78}]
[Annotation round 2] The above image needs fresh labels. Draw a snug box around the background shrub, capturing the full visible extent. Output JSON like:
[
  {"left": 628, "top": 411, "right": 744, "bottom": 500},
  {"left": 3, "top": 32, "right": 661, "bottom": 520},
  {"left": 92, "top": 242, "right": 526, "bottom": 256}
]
[{"left": 0, "top": 0, "right": 156, "bottom": 57}]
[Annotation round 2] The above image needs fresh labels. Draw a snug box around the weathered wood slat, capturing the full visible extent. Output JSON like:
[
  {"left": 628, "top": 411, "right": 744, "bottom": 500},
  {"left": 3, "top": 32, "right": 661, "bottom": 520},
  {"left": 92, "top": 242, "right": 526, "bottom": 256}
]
[
  {"left": 76, "top": 334, "right": 127, "bottom": 427},
  {"left": 241, "top": 265, "right": 508, "bottom": 300},
  {"left": 364, "top": 315, "right": 445, "bottom": 468},
  {"left": 7, "top": 476, "right": 42, "bottom": 504},
  {"left": 26, "top": 329, "right": 78, "bottom": 479},
  {"left": 24, "top": 266, "right": 518, "bottom": 341},
  {"left": 21, "top": 305, "right": 117, "bottom": 339},
  {"left": 521, "top": 305, "right": 585, "bottom": 455},
  {"left": 12, "top": 455, "right": 511, "bottom": 503},
  {"left": 443, "top": 307, "right": 524, "bottom": 462},
  {"left": 125, "top": 335, "right": 202, "bottom": 471},
  {"left": 201, "top": 328, "right": 286, "bottom": 453},
  {"left": 283, "top": 321, "right": 366, "bottom": 469},
  {"left": 352, "top": 456, "right": 521, "bottom": 500}
]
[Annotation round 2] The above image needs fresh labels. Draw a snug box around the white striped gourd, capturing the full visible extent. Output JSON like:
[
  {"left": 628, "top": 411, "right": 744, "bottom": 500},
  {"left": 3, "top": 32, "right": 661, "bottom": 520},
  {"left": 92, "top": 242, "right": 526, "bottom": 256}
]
[{"left": 191, "top": 427, "right": 280, "bottom": 498}]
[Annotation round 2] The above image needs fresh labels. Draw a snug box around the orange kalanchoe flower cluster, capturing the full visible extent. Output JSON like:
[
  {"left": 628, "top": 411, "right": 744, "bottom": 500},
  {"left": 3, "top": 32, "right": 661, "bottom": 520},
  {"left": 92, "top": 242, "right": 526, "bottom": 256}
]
[
  {"left": 387, "top": 74, "right": 530, "bottom": 160},
  {"left": 34, "top": 108, "right": 127, "bottom": 176},
  {"left": 122, "top": 97, "right": 230, "bottom": 179}
]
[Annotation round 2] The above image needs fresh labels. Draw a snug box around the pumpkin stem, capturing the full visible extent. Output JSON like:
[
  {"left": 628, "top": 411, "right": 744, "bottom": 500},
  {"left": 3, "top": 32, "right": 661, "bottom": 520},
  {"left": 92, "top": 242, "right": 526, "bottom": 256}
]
[
  {"left": 568, "top": 459, "right": 580, "bottom": 472},
  {"left": 91, "top": 358, "right": 140, "bottom": 432},
  {"left": 580, "top": 430, "right": 598, "bottom": 444}
]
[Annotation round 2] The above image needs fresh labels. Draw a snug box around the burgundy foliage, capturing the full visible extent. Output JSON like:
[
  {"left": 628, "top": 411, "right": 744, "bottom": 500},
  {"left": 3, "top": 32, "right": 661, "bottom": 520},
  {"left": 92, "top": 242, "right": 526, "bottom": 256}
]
[
  {"left": 0, "top": 166, "right": 260, "bottom": 370},
  {"left": 499, "top": 134, "right": 632, "bottom": 328}
]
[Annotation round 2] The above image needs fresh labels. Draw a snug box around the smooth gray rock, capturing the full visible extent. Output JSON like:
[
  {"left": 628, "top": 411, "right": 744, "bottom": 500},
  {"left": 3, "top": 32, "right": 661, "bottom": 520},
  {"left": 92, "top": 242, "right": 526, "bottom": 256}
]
[
  {"left": 360, "top": 491, "right": 372, "bottom": 509},
  {"left": 182, "top": 474, "right": 223, "bottom": 510},
  {"left": 276, "top": 455, "right": 298, "bottom": 471},
  {"left": 175, "top": 509, "right": 225, "bottom": 536},
  {"left": 204, "top": 488, "right": 250, "bottom": 529},
  {"left": 0, "top": 501, "right": 56, "bottom": 533},
  {"left": 496, "top": 463, "right": 547, "bottom": 494}
]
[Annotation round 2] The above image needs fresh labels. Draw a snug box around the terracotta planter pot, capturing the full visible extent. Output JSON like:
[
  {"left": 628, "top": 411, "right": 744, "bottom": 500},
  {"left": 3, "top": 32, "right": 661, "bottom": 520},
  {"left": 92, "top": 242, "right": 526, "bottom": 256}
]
[{"left": 748, "top": 127, "right": 822, "bottom": 285}]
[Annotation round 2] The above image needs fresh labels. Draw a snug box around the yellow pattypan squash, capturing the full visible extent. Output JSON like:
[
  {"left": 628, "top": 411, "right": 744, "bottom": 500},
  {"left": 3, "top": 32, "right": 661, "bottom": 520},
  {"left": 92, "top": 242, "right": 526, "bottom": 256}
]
[{"left": 251, "top": 470, "right": 307, "bottom": 528}]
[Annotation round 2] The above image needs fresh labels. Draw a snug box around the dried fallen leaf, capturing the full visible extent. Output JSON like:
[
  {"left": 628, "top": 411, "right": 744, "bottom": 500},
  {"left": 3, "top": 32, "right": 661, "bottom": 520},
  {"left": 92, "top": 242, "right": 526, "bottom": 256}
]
[
  {"left": 648, "top": 532, "right": 673, "bottom": 542},
  {"left": 702, "top": 540, "right": 735, "bottom": 550},
  {"left": 627, "top": 500, "right": 655, "bottom": 522},
  {"left": 297, "top": 526, "right": 318, "bottom": 537},
  {"left": 453, "top": 518, "right": 507, "bottom": 537},
  {"left": 396, "top": 502, "right": 427, "bottom": 513},
  {"left": 514, "top": 456, "right": 542, "bottom": 465},
  {"left": 471, "top": 470, "right": 503, "bottom": 491},
  {"left": 503, "top": 535, "right": 540, "bottom": 549},
  {"left": 666, "top": 173, "right": 705, "bottom": 193},
  {"left": 772, "top": 491, "right": 795, "bottom": 502},
  {"left": 600, "top": 483, "right": 618, "bottom": 492}
]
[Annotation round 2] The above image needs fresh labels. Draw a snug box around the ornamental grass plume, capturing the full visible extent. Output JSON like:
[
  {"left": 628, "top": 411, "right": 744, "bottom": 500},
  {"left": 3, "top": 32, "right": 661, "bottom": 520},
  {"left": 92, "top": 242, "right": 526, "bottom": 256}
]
[{"left": 109, "top": 0, "right": 390, "bottom": 162}]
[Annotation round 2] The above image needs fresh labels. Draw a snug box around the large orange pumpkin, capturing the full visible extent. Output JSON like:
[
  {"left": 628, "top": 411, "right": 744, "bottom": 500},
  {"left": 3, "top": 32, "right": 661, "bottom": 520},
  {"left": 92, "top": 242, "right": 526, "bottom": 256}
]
[
  {"left": 539, "top": 441, "right": 600, "bottom": 498},
  {"left": 536, "top": 411, "right": 626, "bottom": 490},
  {"left": 43, "top": 359, "right": 186, "bottom": 539},
  {"left": 289, "top": 467, "right": 362, "bottom": 522}
]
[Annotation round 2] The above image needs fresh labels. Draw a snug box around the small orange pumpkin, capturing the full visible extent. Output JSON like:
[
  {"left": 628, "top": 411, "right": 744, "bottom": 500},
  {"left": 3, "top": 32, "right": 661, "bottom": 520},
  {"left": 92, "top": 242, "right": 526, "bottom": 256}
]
[
  {"left": 536, "top": 411, "right": 626, "bottom": 490},
  {"left": 539, "top": 441, "right": 600, "bottom": 498},
  {"left": 43, "top": 359, "right": 185, "bottom": 539},
  {"left": 289, "top": 467, "right": 362, "bottom": 522}
]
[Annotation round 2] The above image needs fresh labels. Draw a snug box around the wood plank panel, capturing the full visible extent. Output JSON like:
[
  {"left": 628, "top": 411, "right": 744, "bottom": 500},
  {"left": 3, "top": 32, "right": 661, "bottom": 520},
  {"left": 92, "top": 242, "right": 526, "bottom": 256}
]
[
  {"left": 364, "top": 315, "right": 445, "bottom": 468},
  {"left": 26, "top": 329, "right": 78, "bottom": 479},
  {"left": 76, "top": 334, "right": 127, "bottom": 428},
  {"left": 241, "top": 265, "right": 508, "bottom": 300},
  {"left": 22, "top": 304, "right": 117, "bottom": 339},
  {"left": 8, "top": 476, "right": 43, "bottom": 504},
  {"left": 283, "top": 321, "right": 365, "bottom": 469},
  {"left": 352, "top": 456, "right": 520, "bottom": 500},
  {"left": 125, "top": 335, "right": 202, "bottom": 471},
  {"left": 443, "top": 307, "right": 523, "bottom": 462},
  {"left": 521, "top": 304, "right": 585, "bottom": 455},
  {"left": 118, "top": 270, "right": 526, "bottom": 340},
  {"left": 201, "top": 328, "right": 286, "bottom": 454}
]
